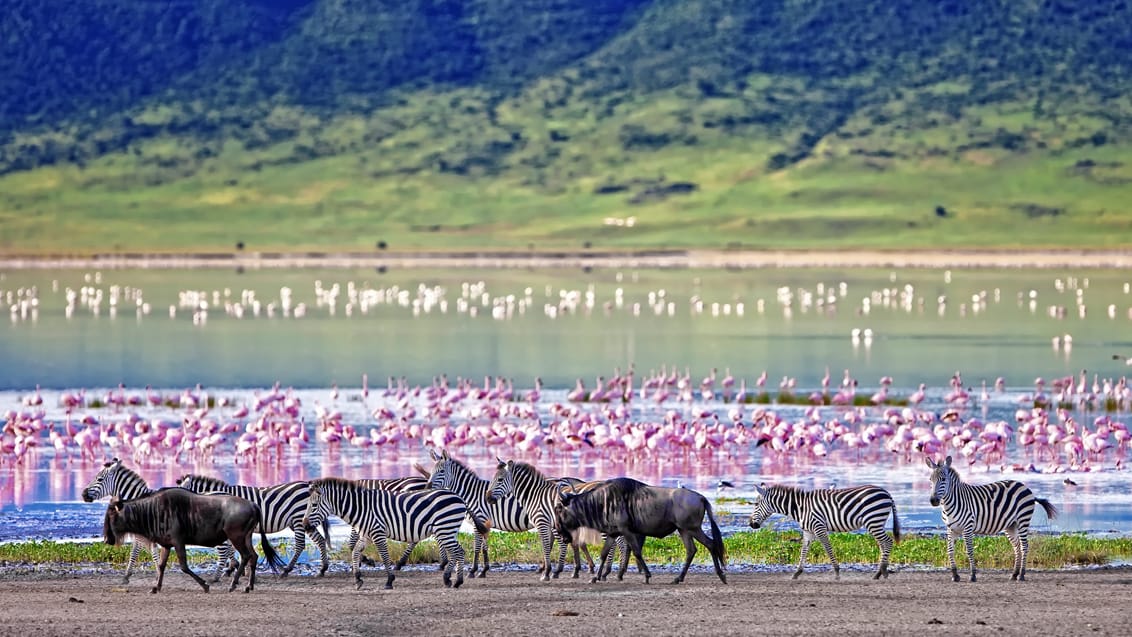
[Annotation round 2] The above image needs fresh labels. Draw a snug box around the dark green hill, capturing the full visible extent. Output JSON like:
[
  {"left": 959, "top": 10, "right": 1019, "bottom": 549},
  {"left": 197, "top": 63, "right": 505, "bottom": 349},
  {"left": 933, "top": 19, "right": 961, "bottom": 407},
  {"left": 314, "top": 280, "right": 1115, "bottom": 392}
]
[{"left": 1, "top": 0, "right": 1131, "bottom": 253}]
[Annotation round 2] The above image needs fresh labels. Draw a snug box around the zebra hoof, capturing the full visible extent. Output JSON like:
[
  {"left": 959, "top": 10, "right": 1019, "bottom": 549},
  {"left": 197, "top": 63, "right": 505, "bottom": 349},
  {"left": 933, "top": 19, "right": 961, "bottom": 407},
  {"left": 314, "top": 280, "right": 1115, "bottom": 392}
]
[
  {"left": 244, "top": 585, "right": 252, "bottom": 593},
  {"left": 670, "top": 577, "right": 683, "bottom": 585},
  {"left": 150, "top": 587, "right": 159, "bottom": 594},
  {"left": 454, "top": 576, "right": 464, "bottom": 589}
]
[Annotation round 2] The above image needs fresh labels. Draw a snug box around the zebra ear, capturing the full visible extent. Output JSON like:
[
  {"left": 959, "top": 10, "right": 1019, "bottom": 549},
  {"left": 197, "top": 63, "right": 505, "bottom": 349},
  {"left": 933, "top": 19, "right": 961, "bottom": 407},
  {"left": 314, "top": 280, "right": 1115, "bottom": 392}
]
[
  {"left": 755, "top": 483, "right": 767, "bottom": 496},
  {"left": 429, "top": 448, "right": 440, "bottom": 461},
  {"left": 442, "top": 448, "right": 450, "bottom": 460},
  {"left": 924, "top": 457, "right": 936, "bottom": 469},
  {"left": 496, "top": 456, "right": 506, "bottom": 467},
  {"left": 944, "top": 455, "right": 953, "bottom": 467}
]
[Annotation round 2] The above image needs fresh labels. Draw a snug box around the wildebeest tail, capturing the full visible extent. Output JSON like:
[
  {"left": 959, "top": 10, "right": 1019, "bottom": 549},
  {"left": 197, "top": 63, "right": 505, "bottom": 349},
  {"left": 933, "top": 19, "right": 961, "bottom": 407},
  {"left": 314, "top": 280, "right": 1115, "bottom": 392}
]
[
  {"left": 1036, "top": 497, "right": 1058, "bottom": 520},
  {"left": 256, "top": 505, "right": 286, "bottom": 573},
  {"left": 891, "top": 502, "right": 901, "bottom": 543},
  {"left": 704, "top": 499, "right": 727, "bottom": 565}
]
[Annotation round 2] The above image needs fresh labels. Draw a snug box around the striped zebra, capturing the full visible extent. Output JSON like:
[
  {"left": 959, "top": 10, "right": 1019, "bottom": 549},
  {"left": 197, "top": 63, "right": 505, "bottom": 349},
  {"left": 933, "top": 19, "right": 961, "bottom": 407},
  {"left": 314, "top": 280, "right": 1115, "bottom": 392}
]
[
  {"left": 301, "top": 477, "right": 467, "bottom": 590},
  {"left": 926, "top": 455, "right": 1058, "bottom": 582},
  {"left": 486, "top": 458, "right": 576, "bottom": 582},
  {"left": 175, "top": 474, "right": 331, "bottom": 577},
  {"left": 748, "top": 482, "right": 900, "bottom": 580},
  {"left": 81, "top": 458, "right": 234, "bottom": 583},
  {"left": 348, "top": 476, "right": 433, "bottom": 570},
  {"left": 425, "top": 449, "right": 532, "bottom": 578}
]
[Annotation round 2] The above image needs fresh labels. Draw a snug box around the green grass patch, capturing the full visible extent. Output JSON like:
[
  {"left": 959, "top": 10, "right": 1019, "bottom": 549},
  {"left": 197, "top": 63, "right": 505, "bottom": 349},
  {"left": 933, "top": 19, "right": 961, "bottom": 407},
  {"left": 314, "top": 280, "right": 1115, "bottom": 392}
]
[{"left": 5, "top": 533, "right": 1130, "bottom": 570}]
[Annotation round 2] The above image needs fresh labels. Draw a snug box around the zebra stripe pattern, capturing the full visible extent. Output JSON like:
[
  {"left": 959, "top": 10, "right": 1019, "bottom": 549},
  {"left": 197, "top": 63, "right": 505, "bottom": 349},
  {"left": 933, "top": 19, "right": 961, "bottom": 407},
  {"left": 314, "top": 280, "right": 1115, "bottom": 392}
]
[
  {"left": 749, "top": 482, "right": 900, "bottom": 580},
  {"left": 926, "top": 455, "right": 1058, "bottom": 582},
  {"left": 302, "top": 477, "right": 467, "bottom": 590},
  {"left": 486, "top": 459, "right": 573, "bottom": 582},
  {"left": 175, "top": 474, "right": 330, "bottom": 577},
  {"left": 426, "top": 449, "right": 530, "bottom": 578},
  {"left": 349, "top": 476, "right": 433, "bottom": 570}
]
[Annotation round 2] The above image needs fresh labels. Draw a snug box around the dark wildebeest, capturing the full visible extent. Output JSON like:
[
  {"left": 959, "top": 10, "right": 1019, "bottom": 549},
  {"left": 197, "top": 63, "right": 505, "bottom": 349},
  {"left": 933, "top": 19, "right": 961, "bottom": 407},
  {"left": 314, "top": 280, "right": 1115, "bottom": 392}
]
[
  {"left": 102, "top": 487, "right": 285, "bottom": 594},
  {"left": 554, "top": 477, "right": 727, "bottom": 585}
]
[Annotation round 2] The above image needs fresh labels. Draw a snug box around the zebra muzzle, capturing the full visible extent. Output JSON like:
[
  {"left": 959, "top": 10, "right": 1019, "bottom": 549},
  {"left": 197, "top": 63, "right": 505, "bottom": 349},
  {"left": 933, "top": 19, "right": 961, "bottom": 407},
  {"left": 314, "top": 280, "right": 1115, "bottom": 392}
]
[{"left": 929, "top": 497, "right": 940, "bottom": 507}]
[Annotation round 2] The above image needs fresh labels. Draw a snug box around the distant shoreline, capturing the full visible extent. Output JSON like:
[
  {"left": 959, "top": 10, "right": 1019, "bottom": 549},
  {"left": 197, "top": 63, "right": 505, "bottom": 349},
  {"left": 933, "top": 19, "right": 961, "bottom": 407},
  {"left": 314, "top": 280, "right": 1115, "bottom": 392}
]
[{"left": 1, "top": 248, "right": 1131, "bottom": 270}]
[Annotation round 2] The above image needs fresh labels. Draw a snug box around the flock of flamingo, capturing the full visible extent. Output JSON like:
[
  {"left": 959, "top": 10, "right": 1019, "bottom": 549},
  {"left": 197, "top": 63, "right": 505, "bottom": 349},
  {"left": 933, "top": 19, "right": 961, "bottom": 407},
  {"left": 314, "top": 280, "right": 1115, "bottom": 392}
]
[{"left": 3, "top": 366, "right": 1131, "bottom": 476}]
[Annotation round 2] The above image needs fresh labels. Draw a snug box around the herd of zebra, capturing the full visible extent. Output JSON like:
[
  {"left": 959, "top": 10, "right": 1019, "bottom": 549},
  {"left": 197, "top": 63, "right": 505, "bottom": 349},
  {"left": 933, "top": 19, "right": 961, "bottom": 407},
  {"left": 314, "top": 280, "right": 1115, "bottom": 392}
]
[{"left": 80, "top": 451, "right": 1058, "bottom": 592}]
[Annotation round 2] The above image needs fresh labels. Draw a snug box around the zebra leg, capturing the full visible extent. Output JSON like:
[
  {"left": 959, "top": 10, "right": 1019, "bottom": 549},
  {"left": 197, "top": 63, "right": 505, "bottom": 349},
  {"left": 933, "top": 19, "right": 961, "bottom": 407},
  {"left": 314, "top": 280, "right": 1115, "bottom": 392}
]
[
  {"left": 1005, "top": 527, "right": 1024, "bottom": 581},
  {"left": 349, "top": 527, "right": 378, "bottom": 568},
  {"left": 281, "top": 524, "right": 306, "bottom": 576},
  {"left": 307, "top": 522, "right": 331, "bottom": 577},
  {"left": 440, "top": 532, "right": 466, "bottom": 589},
  {"left": 617, "top": 536, "right": 630, "bottom": 581},
  {"left": 350, "top": 534, "right": 369, "bottom": 590},
  {"left": 1017, "top": 533, "right": 1030, "bottom": 582},
  {"left": 394, "top": 541, "right": 418, "bottom": 570},
  {"left": 816, "top": 530, "right": 839, "bottom": 580},
  {"left": 124, "top": 540, "right": 145, "bottom": 585},
  {"left": 477, "top": 530, "right": 491, "bottom": 578},
  {"left": 538, "top": 525, "right": 555, "bottom": 582},
  {"left": 152, "top": 546, "right": 171, "bottom": 594},
  {"left": 794, "top": 530, "right": 815, "bottom": 580},
  {"left": 946, "top": 529, "right": 960, "bottom": 582},
  {"left": 373, "top": 534, "right": 395, "bottom": 590},
  {"left": 872, "top": 528, "right": 894, "bottom": 580},
  {"left": 552, "top": 533, "right": 569, "bottom": 579},
  {"left": 211, "top": 543, "right": 232, "bottom": 583},
  {"left": 673, "top": 530, "right": 697, "bottom": 584},
  {"left": 962, "top": 528, "right": 977, "bottom": 582}
]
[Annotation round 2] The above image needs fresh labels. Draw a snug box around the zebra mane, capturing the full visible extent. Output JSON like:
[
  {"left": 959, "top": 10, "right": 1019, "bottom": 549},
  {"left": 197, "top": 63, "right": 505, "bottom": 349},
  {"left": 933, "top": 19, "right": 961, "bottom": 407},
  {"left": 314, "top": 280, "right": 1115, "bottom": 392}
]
[
  {"left": 181, "top": 474, "right": 228, "bottom": 490},
  {"left": 510, "top": 461, "right": 550, "bottom": 482},
  {"left": 764, "top": 484, "right": 807, "bottom": 496},
  {"left": 106, "top": 460, "right": 148, "bottom": 488},
  {"left": 311, "top": 476, "right": 359, "bottom": 490},
  {"left": 439, "top": 454, "right": 479, "bottom": 478}
]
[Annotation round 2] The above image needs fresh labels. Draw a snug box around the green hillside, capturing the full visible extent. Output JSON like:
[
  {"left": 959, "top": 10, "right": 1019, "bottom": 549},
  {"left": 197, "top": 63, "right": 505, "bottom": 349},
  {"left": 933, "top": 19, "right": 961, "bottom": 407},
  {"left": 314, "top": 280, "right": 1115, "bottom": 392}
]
[{"left": 2, "top": 0, "right": 1131, "bottom": 254}]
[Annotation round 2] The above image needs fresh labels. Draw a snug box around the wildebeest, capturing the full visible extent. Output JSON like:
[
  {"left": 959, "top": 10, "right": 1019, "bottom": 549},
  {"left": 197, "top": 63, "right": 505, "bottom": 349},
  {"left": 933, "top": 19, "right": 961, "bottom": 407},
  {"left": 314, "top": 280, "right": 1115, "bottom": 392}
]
[
  {"left": 102, "top": 487, "right": 285, "bottom": 593},
  {"left": 554, "top": 477, "right": 727, "bottom": 585}
]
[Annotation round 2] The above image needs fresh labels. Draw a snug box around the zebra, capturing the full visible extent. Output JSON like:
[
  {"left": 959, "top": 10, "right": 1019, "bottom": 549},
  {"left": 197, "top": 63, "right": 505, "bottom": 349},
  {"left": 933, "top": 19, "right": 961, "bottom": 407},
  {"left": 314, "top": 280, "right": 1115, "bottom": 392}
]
[
  {"left": 425, "top": 449, "right": 530, "bottom": 577},
  {"left": 175, "top": 474, "right": 331, "bottom": 577},
  {"left": 486, "top": 458, "right": 579, "bottom": 582},
  {"left": 301, "top": 477, "right": 467, "bottom": 590},
  {"left": 748, "top": 482, "right": 900, "bottom": 580},
  {"left": 348, "top": 476, "right": 433, "bottom": 570},
  {"left": 926, "top": 455, "right": 1058, "bottom": 582},
  {"left": 81, "top": 457, "right": 234, "bottom": 583}
]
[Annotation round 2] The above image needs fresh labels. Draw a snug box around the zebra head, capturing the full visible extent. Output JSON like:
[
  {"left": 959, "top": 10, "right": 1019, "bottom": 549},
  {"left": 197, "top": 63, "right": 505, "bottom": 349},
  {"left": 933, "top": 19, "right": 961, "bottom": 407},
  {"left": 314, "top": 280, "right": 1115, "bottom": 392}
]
[
  {"left": 302, "top": 481, "right": 328, "bottom": 534},
  {"left": 747, "top": 482, "right": 774, "bottom": 529},
  {"left": 426, "top": 448, "right": 454, "bottom": 490},
  {"left": 485, "top": 457, "right": 512, "bottom": 505},
  {"left": 82, "top": 457, "right": 124, "bottom": 502},
  {"left": 925, "top": 455, "right": 955, "bottom": 507}
]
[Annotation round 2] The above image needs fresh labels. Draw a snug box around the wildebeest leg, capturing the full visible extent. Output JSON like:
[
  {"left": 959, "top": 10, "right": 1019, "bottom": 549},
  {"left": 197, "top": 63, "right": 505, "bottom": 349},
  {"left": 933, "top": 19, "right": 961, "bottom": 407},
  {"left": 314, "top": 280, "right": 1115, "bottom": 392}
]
[
  {"left": 175, "top": 544, "right": 210, "bottom": 592},
  {"left": 625, "top": 534, "right": 651, "bottom": 584},
  {"left": 689, "top": 526, "right": 727, "bottom": 584},
  {"left": 672, "top": 530, "right": 697, "bottom": 584},
  {"left": 152, "top": 546, "right": 171, "bottom": 594},
  {"left": 231, "top": 530, "right": 257, "bottom": 593},
  {"left": 591, "top": 536, "right": 615, "bottom": 584}
]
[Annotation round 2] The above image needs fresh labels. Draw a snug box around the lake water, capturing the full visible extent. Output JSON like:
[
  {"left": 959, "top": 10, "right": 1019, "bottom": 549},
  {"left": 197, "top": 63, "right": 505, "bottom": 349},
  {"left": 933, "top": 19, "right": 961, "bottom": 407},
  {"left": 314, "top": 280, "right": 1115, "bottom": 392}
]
[{"left": 2, "top": 266, "right": 1131, "bottom": 545}]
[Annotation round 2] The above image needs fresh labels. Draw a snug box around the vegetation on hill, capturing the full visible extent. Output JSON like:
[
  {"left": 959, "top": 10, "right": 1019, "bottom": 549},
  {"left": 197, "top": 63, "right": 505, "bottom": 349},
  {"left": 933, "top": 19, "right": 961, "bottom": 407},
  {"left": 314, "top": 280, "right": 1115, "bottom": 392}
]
[{"left": 1, "top": 0, "right": 1131, "bottom": 254}]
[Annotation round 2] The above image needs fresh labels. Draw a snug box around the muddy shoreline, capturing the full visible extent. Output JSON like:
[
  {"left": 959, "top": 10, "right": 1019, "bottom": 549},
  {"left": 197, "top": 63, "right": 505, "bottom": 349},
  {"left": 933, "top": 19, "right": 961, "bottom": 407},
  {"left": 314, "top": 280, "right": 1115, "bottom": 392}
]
[
  {"left": 2, "top": 248, "right": 1132, "bottom": 270},
  {"left": 0, "top": 565, "right": 1128, "bottom": 636}
]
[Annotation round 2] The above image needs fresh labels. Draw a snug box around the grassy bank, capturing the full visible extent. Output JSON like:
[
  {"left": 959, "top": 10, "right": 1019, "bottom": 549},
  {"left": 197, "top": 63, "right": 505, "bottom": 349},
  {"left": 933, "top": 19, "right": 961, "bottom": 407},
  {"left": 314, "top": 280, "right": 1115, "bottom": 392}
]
[{"left": 4, "top": 532, "right": 1130, "bottom": 570}]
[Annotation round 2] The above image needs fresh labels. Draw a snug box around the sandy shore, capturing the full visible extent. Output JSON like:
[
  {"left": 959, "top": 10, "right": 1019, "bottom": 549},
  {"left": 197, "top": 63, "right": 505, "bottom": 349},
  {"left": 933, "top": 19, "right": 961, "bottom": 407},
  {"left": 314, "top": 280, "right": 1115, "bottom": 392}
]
[
  {"left": 2, "top": 248, "right": 1131, "bottom": 270},
  {"left": 0, "top": 565, "right": 1127, "bottom": 636}
]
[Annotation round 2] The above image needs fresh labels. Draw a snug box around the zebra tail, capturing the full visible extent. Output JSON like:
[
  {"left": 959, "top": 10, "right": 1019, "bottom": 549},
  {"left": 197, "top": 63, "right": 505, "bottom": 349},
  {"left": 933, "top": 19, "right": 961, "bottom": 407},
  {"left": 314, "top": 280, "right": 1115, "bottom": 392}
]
[
  {"left": 704, "top": 499, "right": 727, "bottom": 565},
  {"left": 1036, "top": 497, "right": 1059, "bottom": 520},
  {"left": 472, "top": 515, "right": 491, "bottom": 535},
  {"left": 891, "top": 503, "right": 902, "bottom": 544}
]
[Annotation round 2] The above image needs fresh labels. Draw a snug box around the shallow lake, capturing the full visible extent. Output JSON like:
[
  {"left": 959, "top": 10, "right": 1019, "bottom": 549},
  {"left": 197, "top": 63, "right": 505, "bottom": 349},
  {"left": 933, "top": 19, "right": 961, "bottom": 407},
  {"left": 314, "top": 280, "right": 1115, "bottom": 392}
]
[{"left": 1, "top": 266, "right": 1131, "bottom": 545}]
